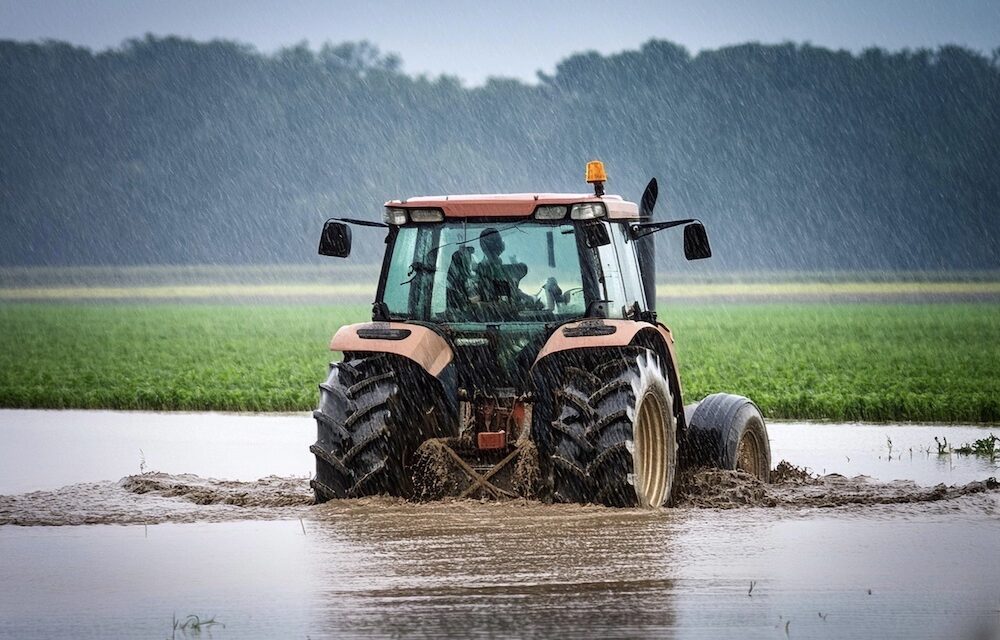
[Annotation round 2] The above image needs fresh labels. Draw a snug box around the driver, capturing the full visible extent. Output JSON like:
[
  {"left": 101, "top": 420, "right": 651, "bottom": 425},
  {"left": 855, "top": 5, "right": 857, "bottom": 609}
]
[{"left": 472, "top": 228, "right": 538, "bottom": 309}]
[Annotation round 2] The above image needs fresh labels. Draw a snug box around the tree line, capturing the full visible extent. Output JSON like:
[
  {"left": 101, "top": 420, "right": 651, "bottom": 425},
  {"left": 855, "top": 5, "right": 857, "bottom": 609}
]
[{"left": 1, "top": 36, "right": 998, "bottom": 271}]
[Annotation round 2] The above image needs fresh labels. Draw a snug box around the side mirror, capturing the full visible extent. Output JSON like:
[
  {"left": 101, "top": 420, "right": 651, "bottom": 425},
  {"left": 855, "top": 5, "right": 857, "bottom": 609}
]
[
  {"left": 683, "top": 223, "right": 712, "bottom": 260},
  {"left": 319, "top": 221, "right": 352, "bottom": 257},
  {"left": 582, "top": 220, "right": 611, "bottom": 248}
]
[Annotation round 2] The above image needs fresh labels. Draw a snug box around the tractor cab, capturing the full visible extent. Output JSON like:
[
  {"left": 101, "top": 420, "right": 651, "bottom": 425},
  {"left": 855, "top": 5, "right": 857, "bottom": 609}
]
[{"left": 373, "top": 197, "right": 638, "bottom": 394}]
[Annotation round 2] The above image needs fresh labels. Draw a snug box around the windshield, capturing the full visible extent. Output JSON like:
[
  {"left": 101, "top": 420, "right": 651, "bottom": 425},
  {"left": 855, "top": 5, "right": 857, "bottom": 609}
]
[{"left": 379, "top": 220, "right": 595, "bottom": 323}]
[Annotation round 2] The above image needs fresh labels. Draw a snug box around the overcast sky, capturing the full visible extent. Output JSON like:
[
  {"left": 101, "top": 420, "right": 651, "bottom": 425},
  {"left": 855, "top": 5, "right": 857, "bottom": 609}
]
[{"left": 2, "top": 0, "right": 998, "bottom": 85}]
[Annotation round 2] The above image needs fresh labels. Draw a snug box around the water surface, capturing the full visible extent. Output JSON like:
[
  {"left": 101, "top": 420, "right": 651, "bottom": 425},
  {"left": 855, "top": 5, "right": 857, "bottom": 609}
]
[{"left": 0, "top": 410, "right": 997, "bottom": 639}]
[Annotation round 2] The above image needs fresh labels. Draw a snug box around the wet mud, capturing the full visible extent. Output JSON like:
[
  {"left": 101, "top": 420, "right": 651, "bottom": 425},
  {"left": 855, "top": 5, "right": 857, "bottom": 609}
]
[
  {"left": 121, "top": 472, "right": 312, "bottom": 507},
  {"left": 2, "top": 461, "right": 996, "bottom": 526},
  {"left": 0, "top": 473, "right": 313, "bottom": 526},
  {"left": 673, "top": 461, "right": 998, "bottom": 509},
  {"left": 411, "top": 438, "right": 542, "bottom": 500}
]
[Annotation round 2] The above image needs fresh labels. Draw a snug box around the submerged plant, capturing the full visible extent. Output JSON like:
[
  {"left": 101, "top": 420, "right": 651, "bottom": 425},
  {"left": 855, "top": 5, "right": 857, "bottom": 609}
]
[
  {"left": 934, "top": 436, "right": 950, "bottom": 455},
  {"left": 953, "top": 434, "right": 999, "bottom": 461},
  {"left": 171, "top": 614, "right": 224, "bottom": 638}
]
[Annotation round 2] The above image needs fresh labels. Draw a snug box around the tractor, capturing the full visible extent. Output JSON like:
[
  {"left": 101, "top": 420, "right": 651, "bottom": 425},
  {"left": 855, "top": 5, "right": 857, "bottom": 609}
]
[{"left": 311, "top": 161, "right": 771, "bottom": 508}]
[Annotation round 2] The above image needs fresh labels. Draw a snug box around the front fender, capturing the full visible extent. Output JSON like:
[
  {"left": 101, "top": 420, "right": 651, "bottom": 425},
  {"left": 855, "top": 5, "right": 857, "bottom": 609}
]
[{"left": 330, "top": 322, "right": 453, "bottom": 377}]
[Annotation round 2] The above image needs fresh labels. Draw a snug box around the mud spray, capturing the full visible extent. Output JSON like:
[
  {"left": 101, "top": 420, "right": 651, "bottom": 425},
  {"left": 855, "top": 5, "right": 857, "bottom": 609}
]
[{"left": 1, "top": 462, "right": 996, "bottom": 526}]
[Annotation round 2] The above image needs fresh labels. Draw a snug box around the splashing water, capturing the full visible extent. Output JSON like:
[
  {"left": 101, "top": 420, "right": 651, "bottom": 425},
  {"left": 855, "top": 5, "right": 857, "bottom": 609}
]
[{"left": 630, "top": 351, "right": 670, "bottom": 409}]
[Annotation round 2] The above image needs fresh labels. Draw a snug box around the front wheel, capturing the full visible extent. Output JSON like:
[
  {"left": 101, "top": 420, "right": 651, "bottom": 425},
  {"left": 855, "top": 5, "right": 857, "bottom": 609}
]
[{"left": 685, "top": 393, "right": 771, "bottom": 482}]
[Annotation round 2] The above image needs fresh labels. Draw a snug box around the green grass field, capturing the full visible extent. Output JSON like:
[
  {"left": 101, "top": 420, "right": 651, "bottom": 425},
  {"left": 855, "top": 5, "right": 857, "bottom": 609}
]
[{"left": 0, "top": 303, "right": 997, "bottom": 422}]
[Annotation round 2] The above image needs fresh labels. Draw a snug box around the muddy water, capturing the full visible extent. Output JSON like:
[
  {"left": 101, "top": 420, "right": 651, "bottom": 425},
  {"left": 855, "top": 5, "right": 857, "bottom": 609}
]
[{"left": 1, "top": 410, "right": 999, "bottom": 639}]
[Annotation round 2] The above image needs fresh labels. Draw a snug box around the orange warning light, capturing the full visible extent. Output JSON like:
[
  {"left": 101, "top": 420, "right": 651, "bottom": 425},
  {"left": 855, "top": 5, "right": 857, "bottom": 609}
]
[{"left": 585, "top": 160, "right": 607, "bottom": 184}]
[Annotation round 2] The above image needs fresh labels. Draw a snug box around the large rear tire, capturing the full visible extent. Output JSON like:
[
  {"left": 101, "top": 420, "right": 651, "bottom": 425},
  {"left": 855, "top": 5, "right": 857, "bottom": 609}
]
[
  {"left": 549, "top": 347, "right": 678, "bottom": 508},
  {"left": 310, "top": 355, "right": 428, "bottom": 502},
  {"left": 685, "top": 393, "right": 771, "bottom": 482}
]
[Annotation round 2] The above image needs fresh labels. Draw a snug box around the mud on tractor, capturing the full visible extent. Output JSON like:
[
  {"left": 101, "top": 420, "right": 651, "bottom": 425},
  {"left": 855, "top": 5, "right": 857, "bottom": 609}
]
[{"left": 311, "top": 161, "right": 771, "bottom": 508}]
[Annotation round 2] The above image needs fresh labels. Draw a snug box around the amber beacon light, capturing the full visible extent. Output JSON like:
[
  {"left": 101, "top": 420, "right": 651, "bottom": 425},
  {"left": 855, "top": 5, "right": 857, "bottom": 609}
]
[{"left": 586, "top": 160, "right": 607, "bottom": 196}]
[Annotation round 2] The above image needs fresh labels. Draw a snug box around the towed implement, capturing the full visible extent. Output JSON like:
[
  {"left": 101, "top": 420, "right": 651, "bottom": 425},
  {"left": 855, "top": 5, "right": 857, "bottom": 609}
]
[{"left": 311, "top": 161, "right": 770, "bottom": 508}]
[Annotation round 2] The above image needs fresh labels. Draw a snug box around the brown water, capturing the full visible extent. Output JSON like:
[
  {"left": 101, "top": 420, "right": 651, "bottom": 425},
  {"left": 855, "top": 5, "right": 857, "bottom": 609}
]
[{"left": 1, "top": 410, "right": 998, "bottom": 639}]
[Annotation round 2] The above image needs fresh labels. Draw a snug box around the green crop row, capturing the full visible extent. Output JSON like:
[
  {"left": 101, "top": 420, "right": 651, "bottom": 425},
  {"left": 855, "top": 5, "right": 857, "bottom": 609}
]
[
  {"left": 667, "top": 304, "right": 1000, "bottom": 423},
  {"left": 0, "top": 303, "right": 997, "bottom": 422}
]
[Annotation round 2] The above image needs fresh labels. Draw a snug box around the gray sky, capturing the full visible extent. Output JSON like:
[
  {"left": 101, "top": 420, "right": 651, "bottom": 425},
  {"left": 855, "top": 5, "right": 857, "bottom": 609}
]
[{"left": 2, "top": 0, "right": 998, "bottom": 85}]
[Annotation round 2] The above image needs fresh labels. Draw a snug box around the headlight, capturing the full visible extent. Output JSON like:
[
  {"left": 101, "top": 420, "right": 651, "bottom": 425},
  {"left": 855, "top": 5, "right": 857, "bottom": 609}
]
[
  {"left": 382, "top": 208, "right": 408, "bottom": 225},
  {"left": 570, "top": 202, "right": 607, "bottom": 220},
  {"left": 408, "top": 208, "right": 444, "bottom": 223},
  {"left": 534, "top": 205, "right": 568, "bottom": 220}
]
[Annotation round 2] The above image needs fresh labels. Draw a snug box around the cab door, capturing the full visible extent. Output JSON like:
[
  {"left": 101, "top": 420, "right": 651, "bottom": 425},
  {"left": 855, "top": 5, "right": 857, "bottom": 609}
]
[{"left": 611, "top": 222, "right": 647, "bottom": 314}]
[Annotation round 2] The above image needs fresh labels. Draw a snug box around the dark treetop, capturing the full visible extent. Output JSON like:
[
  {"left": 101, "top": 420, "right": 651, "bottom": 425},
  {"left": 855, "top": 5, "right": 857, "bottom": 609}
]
[{"left": 1, "top": 37, "right": 998, "bottom": 271}]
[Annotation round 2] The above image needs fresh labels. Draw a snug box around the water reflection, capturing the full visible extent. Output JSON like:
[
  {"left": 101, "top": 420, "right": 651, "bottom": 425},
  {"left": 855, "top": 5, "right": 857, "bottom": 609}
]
[{"left": 307, "top": 501, "right": 678, "bottom": 638}]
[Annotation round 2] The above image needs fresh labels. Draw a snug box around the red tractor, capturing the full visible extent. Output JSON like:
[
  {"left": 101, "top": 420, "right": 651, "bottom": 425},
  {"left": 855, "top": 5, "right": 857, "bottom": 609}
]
[{"left": 311, "top": 161, "right": 770, "bottom": 507}]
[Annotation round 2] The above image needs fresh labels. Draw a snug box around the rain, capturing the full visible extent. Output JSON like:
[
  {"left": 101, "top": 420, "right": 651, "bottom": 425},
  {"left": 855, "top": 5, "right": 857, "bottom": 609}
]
[{"left": 1, "top": 1, "right": 999, "bottom": 638}]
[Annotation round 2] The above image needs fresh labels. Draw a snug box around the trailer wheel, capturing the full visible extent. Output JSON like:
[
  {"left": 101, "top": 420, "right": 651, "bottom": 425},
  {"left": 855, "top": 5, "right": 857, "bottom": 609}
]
[
  {"left": 685, "top": 393, "right": 771, "bottom": 482},
  {"left": 549, "top": 347, "right": 678, "bottom": 508},
  {"left": 310, "top": 355, "right": 425, "bottom": 502}
]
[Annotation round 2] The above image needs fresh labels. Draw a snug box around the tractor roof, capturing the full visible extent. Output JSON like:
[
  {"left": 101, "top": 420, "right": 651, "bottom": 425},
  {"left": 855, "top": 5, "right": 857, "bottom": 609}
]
[{"left": 384, "top": 193, "right": 640, "bottom": 220}]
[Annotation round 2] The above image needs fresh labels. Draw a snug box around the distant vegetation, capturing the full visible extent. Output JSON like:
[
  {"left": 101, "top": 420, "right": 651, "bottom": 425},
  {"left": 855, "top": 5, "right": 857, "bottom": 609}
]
[
  {"left": 1, "top": 37, "right": 998, "bottom": 271},
  {"left": 1, "top": 303, "right": 997, "bottom": 422}
]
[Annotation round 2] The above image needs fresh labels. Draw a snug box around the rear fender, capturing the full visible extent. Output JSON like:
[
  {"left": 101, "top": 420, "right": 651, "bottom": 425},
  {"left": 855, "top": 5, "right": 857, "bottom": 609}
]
[
  {"left": 533, "top": 319, "right": 685, "bottom": 427},
  {"left": 330, "top": 322, "right": 453, "bottom": 378},
  {"left": 533, "top": 320, "right": 675, "bottom": 370}
]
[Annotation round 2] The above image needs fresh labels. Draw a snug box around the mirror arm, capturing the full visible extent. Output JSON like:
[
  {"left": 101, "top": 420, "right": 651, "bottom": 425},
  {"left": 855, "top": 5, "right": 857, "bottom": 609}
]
[
  {"left": 326, "top": 217, "right": 389, "bottom": 229},
  {"left": 630, "top": 218, "right": 699, "bottom": 239},
  {"left": 372, "top": 301, "right": 391, "bottom": 321}
]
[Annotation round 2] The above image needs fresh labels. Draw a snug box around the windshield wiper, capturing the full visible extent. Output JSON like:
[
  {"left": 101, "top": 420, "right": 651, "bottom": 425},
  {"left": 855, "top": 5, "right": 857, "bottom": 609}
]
[{"left": 399, "top": 260, "right": 436, "bottom": 286}]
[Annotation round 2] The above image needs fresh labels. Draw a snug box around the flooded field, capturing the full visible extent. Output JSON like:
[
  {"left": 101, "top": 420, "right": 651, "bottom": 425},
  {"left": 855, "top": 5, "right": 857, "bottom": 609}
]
[{"left": 1, "top": 410, "right": 998, "bottom": 638}]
